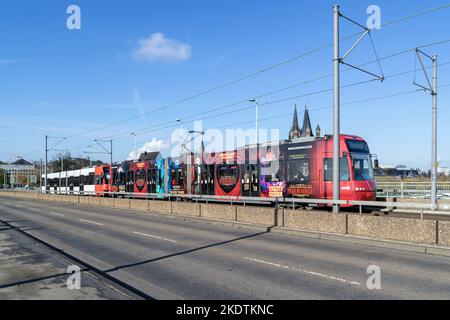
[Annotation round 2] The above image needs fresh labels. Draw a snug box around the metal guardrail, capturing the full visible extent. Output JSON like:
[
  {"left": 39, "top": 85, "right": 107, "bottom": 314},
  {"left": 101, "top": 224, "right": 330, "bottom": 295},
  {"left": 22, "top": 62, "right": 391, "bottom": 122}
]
[
  {"left": 377, "top": 182, "right": 450, "bottom": 199},
  {"left": 0, "top": 189, "right": 356, "bottom": 206},
  {"left": 1, "top": 190, "right": 450, "bottom": 218}
]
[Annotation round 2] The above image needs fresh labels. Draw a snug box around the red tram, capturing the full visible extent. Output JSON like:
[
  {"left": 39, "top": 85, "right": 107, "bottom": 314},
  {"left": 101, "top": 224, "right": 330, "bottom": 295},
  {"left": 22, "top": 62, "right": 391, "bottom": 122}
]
[
  {"left": 44, "top": 108, "right": 377, "bottom": 206},
  {"left": 210, "top": 134, "right": 376, "bottom": 204}
]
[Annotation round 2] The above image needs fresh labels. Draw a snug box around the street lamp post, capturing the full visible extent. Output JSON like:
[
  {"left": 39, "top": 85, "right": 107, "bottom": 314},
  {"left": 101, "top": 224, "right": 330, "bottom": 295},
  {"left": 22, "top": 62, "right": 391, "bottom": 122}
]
[
  {"left": 249, "top": 99, "right": 259, "bottom": 147},
  {"left": 87, "top": 145, "right": 92, "bottom": 167}
]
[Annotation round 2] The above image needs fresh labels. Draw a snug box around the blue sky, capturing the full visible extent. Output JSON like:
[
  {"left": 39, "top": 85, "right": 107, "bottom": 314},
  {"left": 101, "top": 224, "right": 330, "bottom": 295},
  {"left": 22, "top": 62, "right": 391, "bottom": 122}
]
[{"left": 0, "top": 0, "right": 449, "bottom": 170}]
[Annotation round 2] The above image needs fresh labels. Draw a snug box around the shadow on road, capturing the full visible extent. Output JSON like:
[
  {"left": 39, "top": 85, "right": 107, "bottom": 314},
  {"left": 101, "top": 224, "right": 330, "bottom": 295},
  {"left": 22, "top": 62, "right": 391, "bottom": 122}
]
[
  {"left": 0, "top": 271, "right": 78, "bottom": 290},
  {"left": 104, "top": 230, "right": 269, "bottom": 273}
]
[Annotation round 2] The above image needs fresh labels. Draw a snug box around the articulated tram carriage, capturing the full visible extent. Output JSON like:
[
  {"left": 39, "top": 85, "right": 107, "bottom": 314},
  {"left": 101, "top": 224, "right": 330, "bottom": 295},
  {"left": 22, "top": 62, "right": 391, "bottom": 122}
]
[{"left": 42, "top": 108, "right": 377, "bottom": 207}]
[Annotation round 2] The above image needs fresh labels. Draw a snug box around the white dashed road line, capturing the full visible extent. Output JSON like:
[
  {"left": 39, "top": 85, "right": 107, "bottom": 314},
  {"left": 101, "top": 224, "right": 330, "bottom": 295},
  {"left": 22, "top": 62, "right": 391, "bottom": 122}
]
[
  {"left": 244, "top": 257, "right": 361, "bottom": 286},
  {"left": 29, "top": 208, "right": 40, "bottom": 212},
  {"left": 133, "top": 231, "right": 178, "bottom": 243},
  {"left": 49, "top": 212, "right": 65, "bottom": 217},
  {"left": 80, "top": 219, "right": 104, "bottom": 226}
]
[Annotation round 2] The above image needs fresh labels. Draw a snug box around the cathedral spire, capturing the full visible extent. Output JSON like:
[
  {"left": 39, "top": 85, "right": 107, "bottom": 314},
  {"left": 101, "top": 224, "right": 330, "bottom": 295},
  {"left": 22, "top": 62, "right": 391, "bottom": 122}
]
[
  {"left": 289, "top": 104, "right": 301, "bottom": 140},
  {"left": 300, "top": 105, "right": 314, "bottom": 138}
]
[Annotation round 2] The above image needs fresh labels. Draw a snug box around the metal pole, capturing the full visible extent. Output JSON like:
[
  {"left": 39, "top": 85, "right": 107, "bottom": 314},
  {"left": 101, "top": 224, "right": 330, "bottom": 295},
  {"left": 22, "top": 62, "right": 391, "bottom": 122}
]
[
  {"left": 45, "top": 135, "right": 48, "bottom": 192},
  {"left": 255, "top": 99, "right": 259, "bottom": 165},
  {"left": 333, "top": 4, "right": 341, "bottom": 213},
  {"left": 255, "top": 99, "right": 259, "bottom": 147},
  {"left": 133, "top": 134, "right": 137, "bottom": 161},
  {"left": 110, "top": 140, "right": 113, "bottom": 166},
  {"left": 60, "top": 153, "right": 63, "bottom": 194},
  {"left": 87, "top": 145, "right": 92, "bottom": 167},
  {"left": 40, "top": 159, "right": 42, "bottom": 190},
  {"left": 431, "top": 54, "right": 438, "bottom": 210},
  {"left": 65, "top": 154, "right": 68, "bottom": 195}
]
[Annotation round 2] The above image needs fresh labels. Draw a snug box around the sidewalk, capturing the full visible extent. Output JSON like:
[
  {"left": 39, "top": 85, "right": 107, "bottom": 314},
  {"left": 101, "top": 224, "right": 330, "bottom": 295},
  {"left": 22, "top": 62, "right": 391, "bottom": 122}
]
[{"left": 0, "top": 222, "right": 132, "bottom": 300}]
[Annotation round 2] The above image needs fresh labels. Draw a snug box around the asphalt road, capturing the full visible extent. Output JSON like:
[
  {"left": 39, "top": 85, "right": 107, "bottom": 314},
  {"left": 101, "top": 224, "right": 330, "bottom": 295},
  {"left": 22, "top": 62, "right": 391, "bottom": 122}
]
[
  {"left": 1, "top": 196, "right": 450, "bottom": 300},
  {"left": 0, "top": 222, "right": 135, "bottom": 300}
]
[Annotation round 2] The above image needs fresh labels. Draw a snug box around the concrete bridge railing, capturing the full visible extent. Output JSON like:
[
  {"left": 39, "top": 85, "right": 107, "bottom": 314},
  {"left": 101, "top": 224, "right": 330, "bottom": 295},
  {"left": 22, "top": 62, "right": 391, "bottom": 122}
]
[{"left": 1, "top": 190, "right": 450, "bottom": 250}]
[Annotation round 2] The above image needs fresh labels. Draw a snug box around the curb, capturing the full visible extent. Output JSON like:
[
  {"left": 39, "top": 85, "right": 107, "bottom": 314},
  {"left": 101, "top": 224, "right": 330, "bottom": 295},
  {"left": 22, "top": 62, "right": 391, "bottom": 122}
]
[{"left": 270, "top": 226, "right": 450, "bottom": 257}]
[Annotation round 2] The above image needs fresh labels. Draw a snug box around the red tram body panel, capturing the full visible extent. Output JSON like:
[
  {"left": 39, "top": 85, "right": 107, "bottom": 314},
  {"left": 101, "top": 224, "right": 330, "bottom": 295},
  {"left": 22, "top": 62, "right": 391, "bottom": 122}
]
[
  {"left": 94, "top": 165, "right": 113, "bottom": 196},
  {"left": 129, "top": 161, "right": 153, "bottom": 196}
]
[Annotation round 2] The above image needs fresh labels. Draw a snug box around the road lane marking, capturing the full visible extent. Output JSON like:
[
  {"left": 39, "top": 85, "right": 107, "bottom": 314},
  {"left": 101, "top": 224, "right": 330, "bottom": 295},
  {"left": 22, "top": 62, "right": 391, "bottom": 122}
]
[
  {"left": 29, "top": 208, "right": 40, "bottom": 212},
  {"left": 244, "top": 257, "right": 361, "bottom": 286},
  {"left": 49, "top": 212, "right": 65, "bottom": 217},
  {"left": 80, "top": 219, "right": 103, "bottom": 226},
  {"left": 14, "top": 204, "right": 24, "bottom": 208},
  {"left": 133, "top": 231, "right": 178, "bottom": 243}
]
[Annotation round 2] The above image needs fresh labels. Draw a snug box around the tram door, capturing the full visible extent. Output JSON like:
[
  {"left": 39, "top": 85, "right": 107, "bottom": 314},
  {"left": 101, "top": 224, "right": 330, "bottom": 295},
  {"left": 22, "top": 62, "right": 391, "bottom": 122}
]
[
  {"left": 147, "top": 168, "right": 157, "bottom": 194},
  {"left": 202, "top": 165, "right": 215, "bottom": 195},
  {"left": 242, "top": 164, "right": 259, "bottom": 197},
  {"left": 126, "top": 171, "right": 134, "bottom": 193},
  {"left": 69, "top": 176, "right": 74, "bottom": 193}
]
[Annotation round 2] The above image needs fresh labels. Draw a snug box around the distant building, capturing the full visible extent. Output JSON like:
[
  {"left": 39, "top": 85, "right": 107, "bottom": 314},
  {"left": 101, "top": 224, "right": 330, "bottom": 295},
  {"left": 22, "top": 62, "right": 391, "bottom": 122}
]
[
  {"left": 0, "top": 159, "right": 39, "bottom": 187},
  {"left": 377, "top": 164, "right": 420, "bottom": 178},
  {"left": 438, "top": 167, "right": 450, "bottom": 176},
  {"left": 138, "top": 151, "right": 162, "bottom": 162}
]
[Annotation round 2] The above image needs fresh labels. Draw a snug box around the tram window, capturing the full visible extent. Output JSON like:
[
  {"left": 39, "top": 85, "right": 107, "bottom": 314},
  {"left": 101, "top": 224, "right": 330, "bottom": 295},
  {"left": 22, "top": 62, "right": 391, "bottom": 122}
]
[
  {"left": 88, "top": 173, "right": 94, "bottom": 185},
  {"left": 178, "top": 169, "right": 184, "bottom": 186},
  {"left": 156, "top": 171, "right": 162, "bottom": 187},
  {"left": 288, "top": 159, "right": 310, "bottom": 183},
  {"left": 352, "top": 156, "right": 374, "bottom": 181},
  {"left": 103, "top": 168, "right": 110, "bottom": 184},
  {"left": 147, "top": 169, "right": 153, "bottom": 183},
  {"left": 127, "top": 172, "right": 134, "bottom": 185},
  {"left": 324, "top": 158, "right": 350, "bottom": 181},
  {"left": 243, "top": 171, "right": 250, "bottom": 192},
  {"left": 147, "top": 169, "right": 156, "bottom": 193},
  {"left": 170, "top": 169, "right": 177, "bottom": 185},
  {"left": 251, "top": 170, "right": 259, "bottom": 192},
  {"left": 346, "top": 140, "right": 369, "bottom": 153}
]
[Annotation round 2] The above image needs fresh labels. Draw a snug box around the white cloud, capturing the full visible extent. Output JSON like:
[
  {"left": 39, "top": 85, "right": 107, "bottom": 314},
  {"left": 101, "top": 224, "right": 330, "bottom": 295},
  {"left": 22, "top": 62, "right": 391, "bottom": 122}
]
[
  {"left": 0, "top": 59, "right": 29, "bottom": 66},
  {"left": 132, "top": 33, "right": 192, "bottom": 63},
  {"left": 127, "top": 138, "right": 169, "bottom": 160}
]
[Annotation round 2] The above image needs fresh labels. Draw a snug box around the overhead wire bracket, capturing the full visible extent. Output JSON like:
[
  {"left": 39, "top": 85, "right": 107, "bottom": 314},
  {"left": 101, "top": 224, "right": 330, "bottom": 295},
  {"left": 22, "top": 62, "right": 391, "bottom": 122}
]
[
  {"left": 413, "top": 48, "right": 435, "bottom": 93},
  {"left": 338, "top": 12, "right": 385, "bottom": 82}
]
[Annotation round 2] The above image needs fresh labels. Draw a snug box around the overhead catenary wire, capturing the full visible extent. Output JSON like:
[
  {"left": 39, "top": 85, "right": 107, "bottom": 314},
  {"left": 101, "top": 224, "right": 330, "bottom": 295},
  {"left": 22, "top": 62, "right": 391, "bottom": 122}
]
[
  {"left": 63, "top": 3, "right": 450, "bottom": 140},
  {"left": 63, "top": 37, "right": 450, "bottom": 156},
  {"left": 37, "top": 52, "right": 450, "bottom": 160},
  {"left": 109, "top": 82, "right": 450, "bottom": 155},
  {"left": 23, "top": 4, "right": 450, "bottom": 158},
  {"left": 81, "top": 75, "right": 450, "bottom": 156},
  {"left": 70, "top": 56, "right": 450, "bottom": 151}
]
